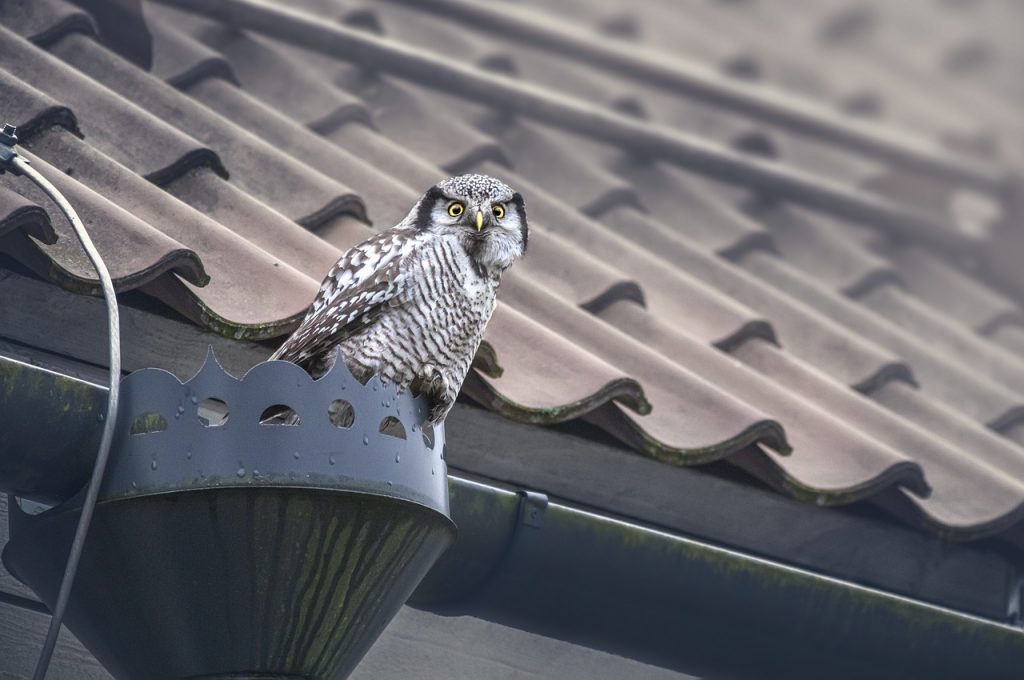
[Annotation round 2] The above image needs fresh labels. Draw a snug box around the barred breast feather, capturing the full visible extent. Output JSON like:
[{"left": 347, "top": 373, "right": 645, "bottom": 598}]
[{"left": 271, "top": 227, "right": 499, "bottom": 422}]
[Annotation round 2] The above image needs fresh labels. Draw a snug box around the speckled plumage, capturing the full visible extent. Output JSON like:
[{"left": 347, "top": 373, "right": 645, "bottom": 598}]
[{"left": 272, "top": 174, "right": 528, "bottom": 423}]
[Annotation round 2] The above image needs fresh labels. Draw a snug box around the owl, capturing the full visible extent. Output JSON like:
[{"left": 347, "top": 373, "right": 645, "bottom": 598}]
[{"left": 271, "top": 174, "right": 528, "bottom": 424}]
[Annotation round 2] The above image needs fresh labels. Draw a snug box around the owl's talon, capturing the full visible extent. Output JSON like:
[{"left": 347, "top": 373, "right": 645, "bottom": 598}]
[
  {"left": 412, "top": 365, "right": 447, "bottom": 398},
  {"left": 428, "top": 397, "right": 452, "bottom": 424}
]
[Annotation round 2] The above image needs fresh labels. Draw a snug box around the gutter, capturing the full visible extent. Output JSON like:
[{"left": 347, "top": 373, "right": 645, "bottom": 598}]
[
  {"left": 430, "top": 476, "right": 1024, "bottom": 679},
  {"left": 4, "top": 354, "right": 1023, "bottom": 678}
]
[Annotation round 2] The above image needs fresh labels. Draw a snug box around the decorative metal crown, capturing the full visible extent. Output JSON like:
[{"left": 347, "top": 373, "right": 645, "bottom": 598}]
[{"left": 103, "top": 348, "right": 449, "bottom": 516}]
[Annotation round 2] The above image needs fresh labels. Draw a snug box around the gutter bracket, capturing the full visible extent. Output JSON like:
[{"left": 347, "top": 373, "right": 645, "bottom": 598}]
[
  {"left": 517, "top": 490, "right": 548, "bottom": 529},
  {"left": 1008, "top": 576, "right": 1024, "bottom": 628}
]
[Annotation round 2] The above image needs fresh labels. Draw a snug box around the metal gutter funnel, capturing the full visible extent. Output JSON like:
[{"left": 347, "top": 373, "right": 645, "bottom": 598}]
[{"left": 3, "top": 350, "right": 455, "bottom": 679}]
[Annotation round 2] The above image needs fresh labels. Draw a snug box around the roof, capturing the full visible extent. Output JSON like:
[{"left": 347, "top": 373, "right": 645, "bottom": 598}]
[{"left": 1, "top": 0, "right": 1024, "bottom": 548}]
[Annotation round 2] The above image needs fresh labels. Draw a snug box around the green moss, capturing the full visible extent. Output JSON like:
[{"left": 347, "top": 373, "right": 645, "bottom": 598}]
[
  {"left": 129, "top": 412, "right": 168, "bottom": 435},
  {"left": 553, "top": 504, "right": 1024, "bottom": 648},
  {"left": 197, "top": 307, "right": 301, "bottom": 342},
  {"left": 0, "top": 358, "right": 102, "bottom": 416},
  {"left": 448, "top": 480, "right": 518, "bottom": 524}
]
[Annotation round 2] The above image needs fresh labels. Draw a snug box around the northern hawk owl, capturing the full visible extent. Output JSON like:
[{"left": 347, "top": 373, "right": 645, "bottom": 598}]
[{"left": 271, "top": 174, "right": 528, "bottom": 423}]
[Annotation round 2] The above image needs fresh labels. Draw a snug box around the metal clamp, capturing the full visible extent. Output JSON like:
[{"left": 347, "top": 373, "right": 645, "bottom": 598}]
[
  {"left": 0, "top": 123, "right": 24, "bottom": 172},
  {"left": 518, "top": 490, "right": 548, "bottom": 529}
]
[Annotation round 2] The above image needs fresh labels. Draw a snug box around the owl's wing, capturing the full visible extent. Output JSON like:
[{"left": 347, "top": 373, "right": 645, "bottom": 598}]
[{"left": 271, "top": 227, "right": 422, "bottom": 366}]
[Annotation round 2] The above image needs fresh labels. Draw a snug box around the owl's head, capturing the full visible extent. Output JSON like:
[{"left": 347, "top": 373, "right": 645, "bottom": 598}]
[{"left": 407, "top": 174, "right": 528, "bottom": 274}]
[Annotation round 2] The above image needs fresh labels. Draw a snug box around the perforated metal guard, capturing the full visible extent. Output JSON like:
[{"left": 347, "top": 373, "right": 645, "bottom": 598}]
[{"left": 105, "top": 349, "right": 449, "bottom": 516}]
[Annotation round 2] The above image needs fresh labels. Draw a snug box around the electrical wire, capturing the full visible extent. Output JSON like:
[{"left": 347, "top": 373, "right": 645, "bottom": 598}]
[{"left": 0, "top": 126, "right": 122, "bottom": 680}]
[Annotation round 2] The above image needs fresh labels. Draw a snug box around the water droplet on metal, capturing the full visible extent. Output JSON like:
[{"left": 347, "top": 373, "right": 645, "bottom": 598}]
[
  {"left": 253, "top": 469, "right": 260, "bottom": 477},
  {"left": 362, "top": 436, "right": 369, "bottom": 446},
  {"left": 131, "top": 481, "right": 138, "bottom": 489},
  {"left": 186, "top": 448, "right": 192, "bottom": 460},
  {"left": 329, "top": 455, "right": 336, "bottom": 465},
  {"left": 236, "top": 467, "right": 246, "bottom": 478},
  {"left": 190, "top": 396, "right": 198, "bottom": 404},
  {"left": 386, "top": 481, "right": 393, "bottom": 487},
  {"left": 293, "top": 451, "right": 300, "bottom": 459},
  {"left": 150, "top": 460, "right": 158, "bottom": 470},
  {"left": 431, "top": 468, "right": 435, "bottom": 476},
  {"left": 394, "top": 455, "right": 400, "bottom": 463}
]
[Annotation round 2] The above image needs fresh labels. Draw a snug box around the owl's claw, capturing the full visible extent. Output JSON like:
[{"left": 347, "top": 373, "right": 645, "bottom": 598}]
[
  {"left": 412, "top": 365, "right": 452, "bottom": 423},
  {"left": 411, "top": 364, "right": 448, "bottom": 398}
]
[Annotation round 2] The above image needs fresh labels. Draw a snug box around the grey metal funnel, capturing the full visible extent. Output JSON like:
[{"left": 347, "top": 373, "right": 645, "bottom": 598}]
[{"left": 3, "top": 350, "right": 455, "bottom": 679}]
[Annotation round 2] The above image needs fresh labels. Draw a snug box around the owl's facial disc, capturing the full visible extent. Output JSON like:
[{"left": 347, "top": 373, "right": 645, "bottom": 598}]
[{"left": 408, "top": 175, "right": 526, "bottom": 270}]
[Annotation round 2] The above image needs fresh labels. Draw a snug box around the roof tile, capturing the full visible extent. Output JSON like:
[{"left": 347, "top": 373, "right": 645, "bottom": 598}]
[
  {"left": 598, "top": 301, "right": 926, "bottom": 495},
  {"left": 746, "top": 201, "right": 899, "bottom": 296},
  {"left": 0, "top": 186, "right": 55, "bottom": 244},
  {"left": 49, "top": 32, "right": 364, "bottom": 223},
  {"left": 21, "top": 128, "right": 319, "bottom": 333},
  {"left": 857, "top": 284, "right": 1024, "bottom": 405},
  {"left": 737, "top": 249, "right": 1024, "bottom": 427},
  {"left": 485, "top": 289, "right": 787, "bottom": 465},
  {"left": 0, "top": 0, "right": 94, "bottom": 47},
  {"left": 9, "top": 147, "right": 205, "bottom": 290},
  {"left": 148, "top": 20, "right": 237, "bottom": 90},
  {"left": 466, "top": 303, "right": 649, "bottom": 422},
  {"left": 888, "top": 244, "right": 1024, "bottom": 332},
  {"left": 0, "top": 28, "right": 220, "bottom": 183},
  {"left": 0, "top": 68, "right": 80, "bottom": 140},
  {"left": 154, "top": 14, "right": 371, "bottom": 131},
  {"left": 598, "top": 206, "right": 910, "bottom": 388},
  {"left": 989, "top": 324, "right": 1024, "bottom": 357},
  {"left": 349, "top": 76, "right": 511, "bottom": 176}
]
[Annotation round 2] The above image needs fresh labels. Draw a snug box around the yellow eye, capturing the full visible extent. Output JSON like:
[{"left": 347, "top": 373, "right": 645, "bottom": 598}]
[
  {"left": 447, "top": 202, "right": 464, "bottom": 218},
  {"left": 492, "top": 204, "right": 505, "bottom": 219}
]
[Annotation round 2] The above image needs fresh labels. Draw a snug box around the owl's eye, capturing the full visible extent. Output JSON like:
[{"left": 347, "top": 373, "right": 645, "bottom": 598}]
[
  {"left": 447, "top": 202, "right": 465, "bottom": 217},
  {"left": 492, "top": 204, "right": 506, "bottom": 219}
]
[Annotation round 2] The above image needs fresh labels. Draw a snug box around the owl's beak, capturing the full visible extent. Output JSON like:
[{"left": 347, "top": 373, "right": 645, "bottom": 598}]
[{"left": 475, "top": 208, "right": 484, "bottom": 232}]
